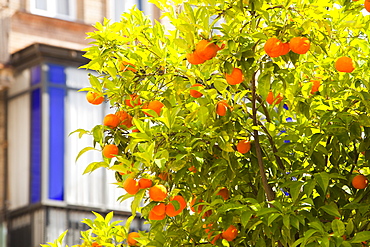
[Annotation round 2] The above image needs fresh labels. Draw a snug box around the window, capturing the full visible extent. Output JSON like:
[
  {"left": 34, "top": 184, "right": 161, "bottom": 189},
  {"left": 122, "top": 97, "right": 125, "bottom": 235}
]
[
  {"left": 30, "top": 0, "right": 75, "bottom": 20},
  {"left": 110, "top": 0, "right": 153, "bottom": 22}
]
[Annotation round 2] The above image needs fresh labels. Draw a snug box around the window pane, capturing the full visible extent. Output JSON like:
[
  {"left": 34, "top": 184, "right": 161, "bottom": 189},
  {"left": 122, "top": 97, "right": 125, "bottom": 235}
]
[
  {"left": 114, "top": 0, "right": 138, "bottom": 21},
  {"left": 57, "top": 0, "right": 70, "bottom": 16},
  {"left": 35, "top": 0, "right": 47, "bottom": 11}
]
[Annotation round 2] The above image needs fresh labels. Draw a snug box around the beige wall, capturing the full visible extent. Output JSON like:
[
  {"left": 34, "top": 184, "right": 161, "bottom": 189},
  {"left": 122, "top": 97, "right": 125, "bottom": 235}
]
[{"left": 9, "top": 11, "right": 95, "bottom": 55}]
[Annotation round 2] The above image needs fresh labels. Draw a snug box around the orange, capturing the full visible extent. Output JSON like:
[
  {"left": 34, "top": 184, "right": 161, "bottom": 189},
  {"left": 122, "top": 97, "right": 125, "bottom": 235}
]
[
  {"left": 237, "top": 140, "right": 251, "bottom": 154},
  {"left": 266, "top": 91, "right": 274, "bottom": 105},
  {"left": 186, "top": 52, "right": 206, "bottom": 65},
  {"left": 119, "top": 61, "right": 137, "bottom": 73},
  {"left": 158, "top": 172, "right": 169, "bottom": 181},
  {"left": 123, "top": 177, "right": 140, "bottom": 195},
  {"left": 310, "top": 80, "right": 321, "bottom": 94},
  {"left": 264, "top": 38, "right": 290, "bottom": 57},
  {"left": 289, "top": 37, "right": 310, "bottom": 54},
  {"left": 216, "top": 101, "right": 228, "bottom": 116},
  {"left": 165, "top": 195, "right": 187, "bottom": 217},
  {"left": 352, "top": 174, "right": 368, "bottom": 189},
  {"left": 143, "top": 100, "right": 164, "bottom": 117},
  {"left": 195, "top": 40, "right": 220, "bottom": 60},
  {"left": 148, "top": 208, "right": 166, "bottom": 220},
  {"left": 151, "top": 202, "right": 166, "bottom": 215},
  {"left": 225, "top": 68, "right": 244, "bottom": 85},
  {"left": 217, "top": 187, "right": 229, "bottom": 200},
  {"left": 366, "top": 0, "right": 370, "bottom": 12},
  {"left": 86, "top": 91, "right": 104, "bottom": 105},
  {"left": 149, "top": 184, "right": 168, "bottom": 201},
  {"left": 190, "top": 198, "right": 204, "bottom": 213},
  {"left": 335, "top": 56, "right": 355, "bottom": 73},
  {"left": 280, "top": 42, "right": 290, "bottom": 56},
  {"left": 275, "top": 93, "right": 283, "bottom": 104},
  {"left": 209, "top": 233, "right": 222, "bottom": 245},
  {"left": 125, "top": 94, "right": 141, "bottom": 108},
  {"left": 91, "top": 243, "right": 101, "bottom": 247},
  {"left": 103, "top": 114, "right": 120, "bottom": 128},
  {"left": 138, "top": 178, "right": 152, "bottom": 189},
  {"left": 188, "top": 166, "right": 197, "bottom": 173},
  {"left": 127, "top": 232, "right": 140, "bottom": 246},
  {"left": 102, "top": 144, "right": 119, "bottom": 158},
  {"left": 203, "top": 223, "right": 213, "bottom": 233},
  {"left": 266, "top": 91, "right": 283, "bottom": 105},
  {"left": 190, "top": 84, "right": 204, "bottom": 98},
  {"left": 116, "top": 110, "right": 133, "bottom": 128},
  {"left": 221, "top": 225, "right": 238, "bottom": 241}
]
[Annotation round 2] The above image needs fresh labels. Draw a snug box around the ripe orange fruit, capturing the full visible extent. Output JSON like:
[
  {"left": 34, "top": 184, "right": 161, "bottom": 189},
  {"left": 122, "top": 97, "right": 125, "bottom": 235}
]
[
  {"left": 119, "top": 61, "right": 137, "bottom": 73},
  {"left": 264, "top": 38, "right": 290, "bottom": 57},
  {"left": 289, "top": 37, "right": 310, "bottom": 54},
  {"left": 352, "top": 174, "right": 368, "bottom": 189},
  {"left": 225, "top": 68, "right": 244, "bottom": 85},
  {"left": 266, "top": 91, "right": 283, "bottom": 105},
  {"left": 335, "top": 56, "right": 355, "bottom": 73},
  {"left": 103, "top": 114, "right": 120, "bottom": 128},
  {"left": 195, "top": 40, "right": 220, "bottom": 60},
  {"left": 149, "top": 208, "right": 166, "bottom": 220},
  {"left": 237, "top": 140, "right": 251, "bottom": 154},
  {"left": 366, "top": 0, "right": 370, "bottom": 12},
  {"left": 209, "top": 233, "right": 222, "bottom": 245},
  {"left": 275, "top": 93, "right": 283, "bottom": 104},
  {"left": 186, "top": 52, "right": 206, "bottom": 65},
  {"left": 123, "top": 177, "right": 140, "bottom": 195},
  {"left": 266, "top": 91, "right": 274, "bottom": 105},
  {"left": 158, "top": 172, "right": 169, "bottom": 181},
  {"left": 280, "top": 42, "right": 290, "bottom": 56},
  {"left": 143, "top": 100, "right": 164, "bottom": 117},
  {"left": 165, "top": 195, "right": 187, "bottom": 217},
  {"left": 190, "top": 198, "right": 204, "bottom": 213},
  {"left": 190, "top": 84, "right": 204, "bottom": 98},
  {"left": 221, "top": 225, "right": 238, "bottom": 241},
  {"left": 91, "top": 242, "right": 101, "bottom": 247},
  {"left": 216, "top": 100, "right": 228, "bottom": 116},
  {"left": 310, "top": 80, "right": 321, "bottom": 94},
  {"left": 151, "top": 202, "right": 166, "bottom": 215},
  {"left": 138, "top": 178, "right": 152, "bottom": 189},
  {"left": 102, "top": 144, "right": 119, "bottom": 158},
  {"left": 125, "top": 94, "right": 141, "bottom": 108},
  {"left": 149, "top": 184, "right": 168, "bottom": 201},
  {"left": 116, "top": 110, "right": 133, "bottom": 128},
  {"left": 127, "top": 232, "right": 140, "bottom": 246},
  {"left": 86, "top": 91, "right": 104, "bottom": 105},
  {"left": 188, "top": 166, "right": 197, "bottom": 173},
  {"left": 217, "top": 187, "right": 229, "bottom": 200}
]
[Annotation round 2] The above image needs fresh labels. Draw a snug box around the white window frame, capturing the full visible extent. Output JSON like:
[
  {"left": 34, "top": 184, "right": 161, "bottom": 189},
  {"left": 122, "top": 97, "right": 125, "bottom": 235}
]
[
  {"left": 109, "top": 0, "right": 153, "bottom": 22},
  {"left": 30, "top": 0, "right": 76, "bottom": 21}
]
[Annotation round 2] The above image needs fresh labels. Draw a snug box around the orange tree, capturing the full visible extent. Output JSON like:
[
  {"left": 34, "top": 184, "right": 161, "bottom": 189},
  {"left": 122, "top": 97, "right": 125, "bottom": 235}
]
[{"left": 45, "top": 0, "right": 370, "bottom": 246}]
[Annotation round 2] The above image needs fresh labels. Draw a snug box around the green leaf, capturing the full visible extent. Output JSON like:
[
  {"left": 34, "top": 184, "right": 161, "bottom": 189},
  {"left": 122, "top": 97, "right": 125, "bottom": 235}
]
[
  {"left": 131, "top": 189, "right": 146, "bottom": 215},
  {"left": 320, "top": 204, "right": 341, "bottom": 218},
  {"left": 332, "top": 219, "right": 345, "bottom": 237},
  {"left": 76, "top": 147, "right": 97, "bottom": 162},
  {"left": 267, "top": 213, "right": 281, "bottom": 226},
  {"left": 257, "top": 208, "right": 279, "bottom": 216},
  {"left": 350, "top": 231, "right": 370, "bottom": 243},
  {"left": 241, "top": 210, "right": 253, "bottom": 228},
  {"left": 83, "top": 162, "right": 109, "bottom": 174},
  {"left": 315, "top": 172, "right": 329, "bottom": 194}
]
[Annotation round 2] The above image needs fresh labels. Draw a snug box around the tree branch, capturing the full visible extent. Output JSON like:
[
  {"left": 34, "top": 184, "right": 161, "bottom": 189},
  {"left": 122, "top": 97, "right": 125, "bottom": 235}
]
[{"left": 251, "top": 71, "right": 275, "bottom": 201}]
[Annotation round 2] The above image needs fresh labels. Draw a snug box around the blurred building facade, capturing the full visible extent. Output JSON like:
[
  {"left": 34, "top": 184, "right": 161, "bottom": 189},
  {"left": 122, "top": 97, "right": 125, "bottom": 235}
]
[{"left": 0, "top": 0, "right": 159, "bottom": 246}]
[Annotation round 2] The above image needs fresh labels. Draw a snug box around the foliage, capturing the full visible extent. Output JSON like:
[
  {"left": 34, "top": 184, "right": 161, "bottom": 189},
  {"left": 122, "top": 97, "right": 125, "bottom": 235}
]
[{"left": 44, "top": 0, "right": 370, "bottom": 246}]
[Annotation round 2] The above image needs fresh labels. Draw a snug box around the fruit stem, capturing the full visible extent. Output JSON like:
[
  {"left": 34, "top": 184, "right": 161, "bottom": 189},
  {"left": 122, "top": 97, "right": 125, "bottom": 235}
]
[{"left": 250, "top": 71, "right": 275, "bottom": 201}]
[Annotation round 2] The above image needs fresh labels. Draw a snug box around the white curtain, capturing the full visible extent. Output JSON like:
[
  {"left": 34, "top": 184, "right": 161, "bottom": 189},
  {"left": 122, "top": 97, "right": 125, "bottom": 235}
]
[{"left": 7, "top": 94, "right": 30, "bottom": 210}]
